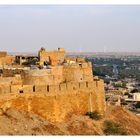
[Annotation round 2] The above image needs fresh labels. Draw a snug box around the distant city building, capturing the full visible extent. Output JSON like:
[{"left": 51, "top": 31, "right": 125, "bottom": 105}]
[{"left": 133, "top": 93, "right": 140, "bottom": 101}]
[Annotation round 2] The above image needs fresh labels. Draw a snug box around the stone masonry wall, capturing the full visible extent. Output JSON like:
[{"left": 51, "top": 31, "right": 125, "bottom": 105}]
[
  {"left": 63, "top": 62, "right": 93, "bottom": 82},
  {"left": 39, "top": 49, "right": 65, "bottom": 66},
  {"left": 23, "top": 62, "right": 93, "bottom": 85},
  {"left": 0, "top": 55, "right": 14, "bottom": 66},
  {"left": 0, "top": 79, "right": 106, "bottom": 122}
]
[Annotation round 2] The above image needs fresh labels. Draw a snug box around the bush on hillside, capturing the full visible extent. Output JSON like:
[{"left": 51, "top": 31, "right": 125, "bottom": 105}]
[
  {"left": 85, "top": 111, "right": 101, "bottom": 120},
  {"left": 103, "top": 120, "right": 127, "bottom": 135},
  {"left": 135, "top": 102, "right": 140, "bottom": 109}
]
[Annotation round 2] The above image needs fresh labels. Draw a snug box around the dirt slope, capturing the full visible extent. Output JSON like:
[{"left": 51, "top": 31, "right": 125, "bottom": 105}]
[
  {"left": 104, "top": 106, "right": 140, "bottom": 135},
  {"left": 0, "top": 105, "right": 140, "bottom": 135}
]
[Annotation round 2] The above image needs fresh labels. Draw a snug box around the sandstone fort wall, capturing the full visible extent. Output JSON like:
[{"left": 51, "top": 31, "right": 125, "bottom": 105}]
[
  {"left": 0, "top": 52, "right": 7, "bottom": 57},
  {"left": 0, "top": 79, "right": 105, "bottom": 122},
  {"left": 0, "top": 48, "right": 106, "bottom": 123},
  {"left": 0, "top": 80, "right": 103, "bottom": 94},
  {"left": 0, "top": 56, "right": 14, "bottom": 66},
  {"left": 21, "top": 62, "right": 93, "bottom": 85},
  {"left": 39, "top": 48, "right": 65, "bottom": 66}
]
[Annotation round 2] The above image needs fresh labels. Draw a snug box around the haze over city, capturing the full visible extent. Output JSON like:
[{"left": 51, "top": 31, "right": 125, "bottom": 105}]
[{"left": 0, "top": 5, "right": 140, "bottom": 53}]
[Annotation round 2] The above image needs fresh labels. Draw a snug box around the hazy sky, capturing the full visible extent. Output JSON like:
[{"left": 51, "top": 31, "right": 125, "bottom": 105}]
[{"left": 0, "top": 5, "right": 140, "bottom": 52}]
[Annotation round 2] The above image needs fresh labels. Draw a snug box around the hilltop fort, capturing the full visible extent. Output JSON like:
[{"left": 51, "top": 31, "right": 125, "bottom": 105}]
[{"left": 0, "top": 48, "right": 106, "bottom": 122}]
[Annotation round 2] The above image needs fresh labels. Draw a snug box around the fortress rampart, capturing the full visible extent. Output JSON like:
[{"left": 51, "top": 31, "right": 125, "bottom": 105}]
[
  {"left": 22, "top": 62, "right": 93, "bottom": 85},
  {"left": 0, "top": 79, "right": 103, "bottom": 94},
  {"left": 0, "top": 48, "right": 106, "bottom": 123},
  {"left": 0, "top": 79, "right": 106, "bottom": 122}
]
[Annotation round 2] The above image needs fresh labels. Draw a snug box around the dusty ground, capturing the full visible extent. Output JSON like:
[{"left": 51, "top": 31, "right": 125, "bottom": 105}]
[{"left": 0, "top": 105, "right": 140, "bottom": 135}]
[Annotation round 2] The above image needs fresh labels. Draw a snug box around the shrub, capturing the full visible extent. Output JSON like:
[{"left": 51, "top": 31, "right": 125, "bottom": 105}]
[
  {"left": 124, "top": 92, "right": 129, "bottom": 95},
  {"left": 85, "top": 111, "right": 101, "bottom": 120},
  {"left": 103, "top": 120, "right": 127, "bottom": 135},
  {"left": 121, "top": 99, "right": 128, "bottom": 105},
  {"left": 131, "top": 89, "right": 139, "bottom": 93},
  {"left": 135, "top": 102, "right": 140, "bottom": 109}
]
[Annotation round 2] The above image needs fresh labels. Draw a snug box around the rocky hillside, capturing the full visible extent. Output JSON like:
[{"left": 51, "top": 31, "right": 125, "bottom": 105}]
[{"left": 0, "top": 105, "right": 140, "bottom": 135}]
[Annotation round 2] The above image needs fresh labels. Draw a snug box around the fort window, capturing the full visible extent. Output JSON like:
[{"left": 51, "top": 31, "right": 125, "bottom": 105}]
[
  {"left": 86, "top": 82, "right": 88, "bottom": 87},
  {"left": 47, "top": 85, "right": 49, "bottom": 92},
  {"left": 59, "top": 85, "right": 61, "bottom": 91},
  {"left": 79, "top": 83, "right": 80, "bottom": 88},
  {"left": 79, "top": 63, "right": 82, "bottom": 67},
  {"left": 33, "top": 86, "right": 35, "bottom": 92},
  {"left": 19, "top": 90, "right": 24, "bottom": 93}
]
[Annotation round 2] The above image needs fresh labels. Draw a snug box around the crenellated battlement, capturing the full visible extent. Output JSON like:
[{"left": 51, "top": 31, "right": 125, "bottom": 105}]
[{"left": 0, "top": 79, "right": 104, "bottom": 94}]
